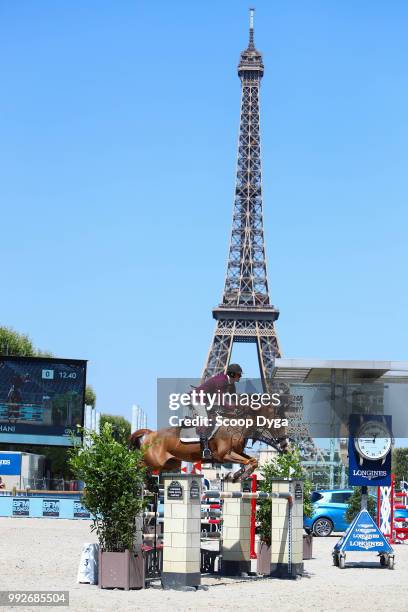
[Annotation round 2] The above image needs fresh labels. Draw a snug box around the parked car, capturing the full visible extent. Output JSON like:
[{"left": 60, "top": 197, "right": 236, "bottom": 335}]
[
  {"left": 304, "top": 490, "right": 353, "bottom": 536},
  {"left": 304, "top": 488, "right": 408, "bottom": 537}
]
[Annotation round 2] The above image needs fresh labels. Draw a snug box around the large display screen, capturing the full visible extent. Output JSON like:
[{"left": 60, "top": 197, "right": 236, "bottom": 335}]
[{"left": 0, "top": 356, "right": 87, "bottom": 446}]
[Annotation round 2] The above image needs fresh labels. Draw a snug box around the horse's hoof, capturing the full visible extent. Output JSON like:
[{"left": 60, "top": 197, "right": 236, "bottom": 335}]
[
  {"left": 240, "top": 465, "right": 255, "bottom": 481},
  {"left": 232, "top": 469, "right": 245, "bottom": 482}
]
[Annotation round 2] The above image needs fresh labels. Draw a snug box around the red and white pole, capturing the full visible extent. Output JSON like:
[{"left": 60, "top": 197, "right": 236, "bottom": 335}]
[
  {"left": 250, "top": 473, "right": 257, "bottom": 560},
  {"left": 390, "top": 473, "right": 395, "bottom": 544}
]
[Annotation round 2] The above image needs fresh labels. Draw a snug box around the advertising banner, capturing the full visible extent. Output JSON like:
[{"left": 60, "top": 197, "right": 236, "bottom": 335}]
[
  {"left": 12, "top": 498, "right": 30, "bottom": 516},
  {"left": 73, "top": 501, "right": 90, "bottom": 519},
  {"left": 42, "top": 499, "right": 60, "bottom": 517},
  {"left": 0, "top": 453, "right": 22, "bottom": 475},
  {"left": 334, "top": 509, "right": 393, "bottom": 553}
]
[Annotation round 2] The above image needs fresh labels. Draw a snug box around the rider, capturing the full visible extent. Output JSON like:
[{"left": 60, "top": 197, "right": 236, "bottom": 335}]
[{"left": 191, "top": 364, "right": 243, "bottom": 459}]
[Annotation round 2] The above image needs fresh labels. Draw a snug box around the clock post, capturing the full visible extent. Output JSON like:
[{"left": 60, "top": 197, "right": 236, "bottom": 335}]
[{"left": 332, "top": 414, "right": 395, "bottom": 569}]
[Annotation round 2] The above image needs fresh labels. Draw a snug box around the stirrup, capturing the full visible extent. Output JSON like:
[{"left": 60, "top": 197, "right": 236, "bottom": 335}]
[{"left": 202, "top": 447, "right": 212, "bottom": 460}]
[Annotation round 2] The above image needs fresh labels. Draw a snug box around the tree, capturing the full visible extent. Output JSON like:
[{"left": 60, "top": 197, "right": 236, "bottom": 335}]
[
  {"left": 0, "top": 326, "right": 35, "bottom": 356},
  {"left": 100, "top": 414, "right": 131, "bottom": 445},
  {"left": 36, "top": 349, "right": 55, "bottom": 358},
  {"left": 257, "top": 448, "right": 313, "bottom": 546},
  {"left": 85, "top": 385, "right": 96, "bottom": 407},
  {"left": 345, "top": 488, "right": 377, "bottom": 523},
  {"left": 392, "top": 448, "right": 408, "bottom": 489}
]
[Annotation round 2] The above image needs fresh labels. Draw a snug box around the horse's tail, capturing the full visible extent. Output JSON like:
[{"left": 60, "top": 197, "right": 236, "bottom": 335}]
[{"left": 129, "top": 428, "right": 152, "bottom": 450}]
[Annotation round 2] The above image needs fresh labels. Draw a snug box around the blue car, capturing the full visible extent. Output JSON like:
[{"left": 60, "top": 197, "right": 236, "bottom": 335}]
[
  {"left": 304, "top": 488, "right": 408, "bottom": 537},
  {"left": 304, "top": 489, "right": 353, "bottom": 536}
]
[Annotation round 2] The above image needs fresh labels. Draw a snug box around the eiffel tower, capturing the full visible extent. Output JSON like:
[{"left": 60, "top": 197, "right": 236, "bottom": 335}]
[{"left": 203, "top": 9, "right": 281, "bottom": 388}]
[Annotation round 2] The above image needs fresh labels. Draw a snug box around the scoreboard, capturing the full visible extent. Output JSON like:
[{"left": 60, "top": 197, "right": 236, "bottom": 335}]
[{"left": 0, "top": 356, "right": 87, "bottom": 446}]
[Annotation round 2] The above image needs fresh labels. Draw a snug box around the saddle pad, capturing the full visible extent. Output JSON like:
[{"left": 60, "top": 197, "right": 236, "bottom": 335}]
[{"left": 179, "top": 424, "right": 221, "bottom": 444}]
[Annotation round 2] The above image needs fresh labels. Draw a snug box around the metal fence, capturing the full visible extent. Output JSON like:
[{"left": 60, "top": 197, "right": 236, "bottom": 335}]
[{"left": 21, "top": 478, "right": 84, "bottom": 491}]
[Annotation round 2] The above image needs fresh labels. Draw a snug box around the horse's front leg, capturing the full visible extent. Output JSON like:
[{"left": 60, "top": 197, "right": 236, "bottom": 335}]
[
  {"left": 221, "top": 449, "right": 258, "bottom": 481},
  {"left": 277, "top": 435, "right": 290, "bottom": 453}
]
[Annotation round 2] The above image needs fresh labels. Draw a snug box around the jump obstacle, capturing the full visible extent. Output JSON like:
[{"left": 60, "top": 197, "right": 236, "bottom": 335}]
[
  {"left": 144, "top": 475, "right": 263, "bottom": 545},
  {"left": 158, "top": 473, "right": 304, "bottom": 590},
  {"left": 378, "top": 474, "right": 408, "bottom": 543}
]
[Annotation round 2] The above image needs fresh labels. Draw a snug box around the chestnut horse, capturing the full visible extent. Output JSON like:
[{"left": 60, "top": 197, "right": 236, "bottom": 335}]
[{"left": 129, "top": 402, "right": 289, "bottom": 481}]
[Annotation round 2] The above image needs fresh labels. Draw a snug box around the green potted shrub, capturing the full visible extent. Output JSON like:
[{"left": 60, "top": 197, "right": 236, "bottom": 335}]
[
  {"left": 69, "top": 423, "right": 147, "bottom": 589},
  {"left": 256, "top": 449, "right": 313, "bottom": 572}
]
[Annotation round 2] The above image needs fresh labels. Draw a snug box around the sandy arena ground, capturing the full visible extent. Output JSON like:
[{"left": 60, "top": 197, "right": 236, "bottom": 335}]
[{"left": 0, "top": 517, "right": 407, "bottom": 612}]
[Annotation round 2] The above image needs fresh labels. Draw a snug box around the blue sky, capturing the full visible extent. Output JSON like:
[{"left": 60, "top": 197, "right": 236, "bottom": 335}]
[{"left": 1, "top": 1, "right": 407, "bottom": 426}]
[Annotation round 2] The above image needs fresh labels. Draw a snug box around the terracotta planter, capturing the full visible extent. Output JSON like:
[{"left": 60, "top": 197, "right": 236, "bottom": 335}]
[
  {"left": 98, "top": 549, "right": 144, "bottom": 590},
  {"left": 256, "top": 541, "right": 271, "bottom": 575},
  {"left": 303, "top": 534, "right": 313, "bottom": 560}
]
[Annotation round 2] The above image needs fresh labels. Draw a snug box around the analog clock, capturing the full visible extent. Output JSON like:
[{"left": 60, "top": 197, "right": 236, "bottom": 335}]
[{"left": 354, "top": 420, "right": 392, "bottom": 462}]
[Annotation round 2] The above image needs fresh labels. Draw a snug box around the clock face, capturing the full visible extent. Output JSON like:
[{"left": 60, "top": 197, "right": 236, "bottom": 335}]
[{"left": 354, "top": 421, "right": 392, "bottom": 460}]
